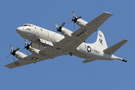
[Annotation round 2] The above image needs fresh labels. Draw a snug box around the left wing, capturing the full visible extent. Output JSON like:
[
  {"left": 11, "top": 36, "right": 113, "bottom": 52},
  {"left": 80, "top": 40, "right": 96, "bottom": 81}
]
[
  {"left": 5, "top": 47, "right": 65, "bottom": 69},
  {"left": 73, "top": 12, "right": 113, "bottom": 41},
  {"left": 55, "top": 12, "right": 113, "bottom": 52}
]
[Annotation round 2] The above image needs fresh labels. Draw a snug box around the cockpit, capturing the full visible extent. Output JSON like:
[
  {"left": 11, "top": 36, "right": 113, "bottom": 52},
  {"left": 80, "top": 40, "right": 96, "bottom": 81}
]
[{"left": 22, "top": 24, "right": 33, "bottom": 27}]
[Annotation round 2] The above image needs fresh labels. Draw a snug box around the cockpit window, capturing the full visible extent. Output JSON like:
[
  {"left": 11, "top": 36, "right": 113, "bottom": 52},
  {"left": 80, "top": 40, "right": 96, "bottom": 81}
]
[
  {"left": 22, "top": 24, "right": 32, "bottom": 27},
  {"left": 27, "top": 24, "right": 32, "bottom": 26},
  {"left": 23, "top": 24, "right": 27, "bottom": 26}
]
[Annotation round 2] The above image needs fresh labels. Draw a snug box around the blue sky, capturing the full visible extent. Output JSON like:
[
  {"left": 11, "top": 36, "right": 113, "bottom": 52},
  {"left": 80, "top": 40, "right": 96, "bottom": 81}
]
[{"left": 1, "top": 0, "right": 135, "bottom": 90}]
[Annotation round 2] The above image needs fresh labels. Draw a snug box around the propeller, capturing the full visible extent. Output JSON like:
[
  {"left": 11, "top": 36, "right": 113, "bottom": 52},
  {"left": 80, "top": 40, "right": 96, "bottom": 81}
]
[
  {"left": 24, "top": 39, "right": 31, "bottom": 50},
  {"left": 20, "top": 39, "right": 31, "bottom": 55},
  {"left": 54, "top": 22, "right": 65, "bottom": 32},
  {"left": 72, "top": 11, "right": 82, "bottom": 23},
  {"left": 67, "top": 11, "right": 82, "bottom": 29},
  {"left": 6, "top": 45, "right": 19, "bottom": 61}
]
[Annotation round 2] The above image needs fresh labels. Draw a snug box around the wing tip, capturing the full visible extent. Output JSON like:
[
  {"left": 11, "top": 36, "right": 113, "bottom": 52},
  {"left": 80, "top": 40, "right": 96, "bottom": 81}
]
[
  {"left": 104, "top": 12, "right": 113, "bottom": 16},
  {"left": 124, "top": 39, "right": 128, "bottom": 42},
  {"left": 5, "top": 65, "right": 13, "bottom": 69}
]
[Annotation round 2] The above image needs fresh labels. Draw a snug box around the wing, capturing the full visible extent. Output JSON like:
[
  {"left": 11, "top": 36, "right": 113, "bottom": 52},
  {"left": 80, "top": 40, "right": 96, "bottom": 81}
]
[
  {"left": 55, "top": 12, "right": 112, "bottom": 52},
  {"left": 5, "top": 47, "right": 65, "bottom": 69},
  {"left": 73, "top": 12, "right": 113, "bottom": 41}
]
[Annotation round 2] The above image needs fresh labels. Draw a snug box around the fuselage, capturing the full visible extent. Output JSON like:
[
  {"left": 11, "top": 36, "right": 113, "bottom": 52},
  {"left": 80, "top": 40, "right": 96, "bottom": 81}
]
[{"left": 16, "top": 24, "right": 120, "bottom": 61}]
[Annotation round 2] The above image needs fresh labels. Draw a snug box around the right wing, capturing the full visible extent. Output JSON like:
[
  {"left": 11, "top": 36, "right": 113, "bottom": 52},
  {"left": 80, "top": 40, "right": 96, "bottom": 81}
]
[{"left": 5, "top": 47, "right": 65, "bottom": 69}]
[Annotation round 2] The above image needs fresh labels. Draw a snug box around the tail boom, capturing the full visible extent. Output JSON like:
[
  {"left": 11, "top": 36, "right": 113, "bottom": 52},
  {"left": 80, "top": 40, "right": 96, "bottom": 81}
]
[{"left": 118, "top": 58, "right": 127, "bottom": 62}]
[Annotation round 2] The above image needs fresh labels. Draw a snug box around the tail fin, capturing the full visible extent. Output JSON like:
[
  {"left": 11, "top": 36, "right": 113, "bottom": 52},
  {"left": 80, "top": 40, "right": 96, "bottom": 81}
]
[
  {"left": 93, "top": 30, "right": 108, "bottom": 50},
  {"left": 104, "top": 39, "right": 128, "bottom": 55}
]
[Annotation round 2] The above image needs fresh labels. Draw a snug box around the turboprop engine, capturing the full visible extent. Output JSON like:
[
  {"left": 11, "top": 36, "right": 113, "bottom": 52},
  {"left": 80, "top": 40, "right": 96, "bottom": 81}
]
[
  {"left": 22, "top": 39, "right": 40, "bottom": 54},
  {"left": 54, "top": 22, "right": 73, "bottom": 37},
  {"left": 67, "top": 11, "right": 88, "bottom": 28},
  {"left": 54, "top": 22, "right": 81, "bottom": 41},
  {"left": 6, "top": 45, "right": 27, "bottom": 60}
]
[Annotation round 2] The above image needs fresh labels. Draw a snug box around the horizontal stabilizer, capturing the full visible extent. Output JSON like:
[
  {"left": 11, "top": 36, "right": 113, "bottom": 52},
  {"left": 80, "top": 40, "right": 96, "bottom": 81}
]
[{"left": 104, "top": 39, "right": 128, "bottom": 55}]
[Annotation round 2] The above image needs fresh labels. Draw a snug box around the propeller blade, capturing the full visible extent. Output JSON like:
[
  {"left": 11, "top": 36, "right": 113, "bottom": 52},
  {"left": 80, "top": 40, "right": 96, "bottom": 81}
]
[
  {"left": 60, "top": 22, "right": 65, "bottom": 27},
  {"left": 55, "top": 22, "right": 65, "bottom": 32},
  {"left": 78, "top": 16, "right": 82, "bottom": 19},
  {"left": 73, "top": 11, "right": 75, "bottom": 18},
  {"left": 20, "top": 48, "right": 25, "bottom": 52},
  {"left": 54, "top": 23, "right": 59, "bottom": 29},
  {"left": 6, "top": 45, "right": 19, "bottom": 59},
  {"left": 74, "top": 23, "right": 75, "bottom": 29},
  {"left": 6, "top": 54, "right": 11, "bottom": 58},
  {"left": 13, "top": 56, "right": 15, "bottom": 61},
  {"left": 25, "top": 39, "right": 27, "bottom": 45},
  {"left": 10, "top": 45, "right": 13, "bottom": 52},
  {"left": 67, "top": 21, "right": 72, "bottom": 24},
  {"left": 15, "top": 48, "right": 20, "bottom": 51}
]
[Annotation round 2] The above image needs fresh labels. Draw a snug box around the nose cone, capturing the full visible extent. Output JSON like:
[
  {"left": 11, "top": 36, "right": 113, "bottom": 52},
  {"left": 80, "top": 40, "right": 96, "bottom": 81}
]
[{"left": 16, "top": 27, "right": 23, "bottom": 35}]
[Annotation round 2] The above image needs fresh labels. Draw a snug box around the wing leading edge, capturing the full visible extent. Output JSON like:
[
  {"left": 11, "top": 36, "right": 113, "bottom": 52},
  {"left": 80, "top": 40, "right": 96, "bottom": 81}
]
[{"left": 5, "top": 47, "right": 65, "bottom": 69}]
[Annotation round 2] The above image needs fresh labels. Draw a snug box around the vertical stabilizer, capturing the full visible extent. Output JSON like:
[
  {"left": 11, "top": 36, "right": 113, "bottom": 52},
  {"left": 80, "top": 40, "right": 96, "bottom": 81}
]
[{"left": 94, "top": 30, "right": 108, "bottom": 50}]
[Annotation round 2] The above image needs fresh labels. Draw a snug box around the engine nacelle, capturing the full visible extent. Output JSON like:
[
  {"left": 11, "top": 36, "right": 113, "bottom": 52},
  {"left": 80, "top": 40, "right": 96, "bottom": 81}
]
[
  {"left": 55, "top": 23, "right": 81, "bottom": 40},
  {"left": 28, "top": 46, "right": 40, "bottom": 54},
  {"left": 60, "top": 27, "right": 73, "bottom": 37},
  {"left": 76, "top": 18, "right": 88, "bottom": 27},
  {"left": 61, "top": 27, "right": 81, "bottom": 41},
  {"left": 14, "top": 51, "right": 27, "bottom": 59}
]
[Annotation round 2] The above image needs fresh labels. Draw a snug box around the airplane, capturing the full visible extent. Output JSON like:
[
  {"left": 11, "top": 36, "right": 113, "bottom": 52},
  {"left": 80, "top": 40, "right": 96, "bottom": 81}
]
[{"left": 5, "top": 12, "right": 128, "bottom": 69}]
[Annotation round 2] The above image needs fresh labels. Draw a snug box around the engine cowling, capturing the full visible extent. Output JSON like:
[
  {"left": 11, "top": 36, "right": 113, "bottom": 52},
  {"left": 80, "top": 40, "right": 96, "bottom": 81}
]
[
  {"left": 75, "top": 18, "right": 88, "bottom": 27},
  {"left": 14, "top": 51, "right": 27, "bottom": 59},
  {"left": 60, "top": 27, "right": 73, "bottom": 37},
  {"left": 7, "top": 45, "right": 27, "bottom": 60},
  {"left": 55, "top": 22, "right": 81, "bottom": 41},
  {"left": 24, "top": 40, "right": 41, "bottom": 54},
  {"left": 28, "top": 46, "right": 40, "bottom": 54}
]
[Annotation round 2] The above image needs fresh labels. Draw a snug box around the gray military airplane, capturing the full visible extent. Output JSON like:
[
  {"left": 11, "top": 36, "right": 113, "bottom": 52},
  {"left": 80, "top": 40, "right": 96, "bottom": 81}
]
[{"left": 6, "top": 12, "right": 127, "bottom": 69}]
